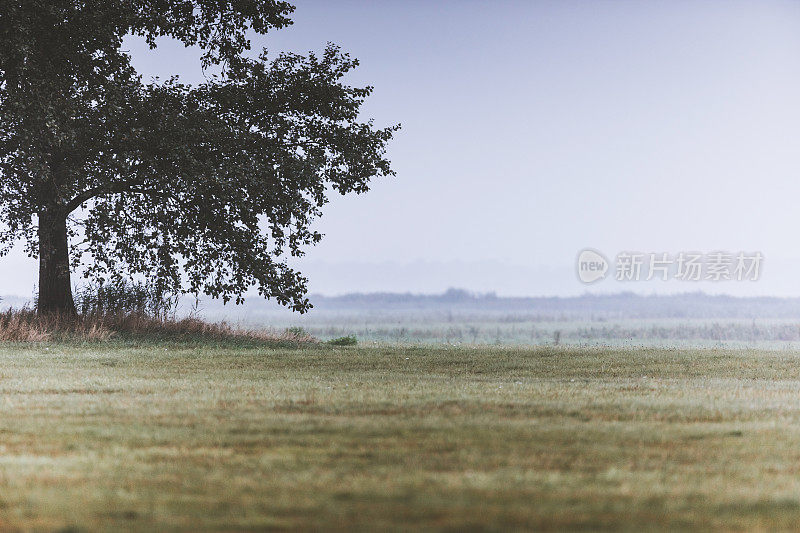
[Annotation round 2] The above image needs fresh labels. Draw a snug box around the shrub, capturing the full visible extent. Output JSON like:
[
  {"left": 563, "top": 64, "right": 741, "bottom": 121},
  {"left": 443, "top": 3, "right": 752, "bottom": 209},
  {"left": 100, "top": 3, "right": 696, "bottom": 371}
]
[
  {"left": 285, "top": 326, "right": 310, "bottom": 337},
  {"left": 281, "top": 327, "right": 315, "bottom": 343},
  {"left": 328, "top": 335, "right": 357, "bottom": 346}
]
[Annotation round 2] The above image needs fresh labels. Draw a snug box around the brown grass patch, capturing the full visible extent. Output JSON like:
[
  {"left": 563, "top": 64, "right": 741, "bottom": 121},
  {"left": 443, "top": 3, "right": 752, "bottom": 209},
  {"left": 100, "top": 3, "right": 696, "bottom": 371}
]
[{"left": 0, "top": 308, "right": 316, "bottom": 344}]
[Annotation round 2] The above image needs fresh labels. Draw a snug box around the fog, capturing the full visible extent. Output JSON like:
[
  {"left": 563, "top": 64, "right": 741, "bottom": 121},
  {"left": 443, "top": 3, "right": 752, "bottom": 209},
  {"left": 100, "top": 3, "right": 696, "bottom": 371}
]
[{"left": 2, "top": 0, "right": 799, "bottom": 298}]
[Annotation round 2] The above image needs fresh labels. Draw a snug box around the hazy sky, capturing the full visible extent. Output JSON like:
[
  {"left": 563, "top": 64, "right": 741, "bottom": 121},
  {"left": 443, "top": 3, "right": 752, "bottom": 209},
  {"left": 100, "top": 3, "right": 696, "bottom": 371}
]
[{"left": 2, "top": 0, "right": 800, "bottom": 296}]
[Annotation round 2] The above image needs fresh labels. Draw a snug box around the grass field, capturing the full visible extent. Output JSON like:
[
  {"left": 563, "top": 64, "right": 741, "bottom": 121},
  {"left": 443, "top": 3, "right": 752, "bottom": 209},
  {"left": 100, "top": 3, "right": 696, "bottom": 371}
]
[{"left": 2, "top": 342, "right": 800, "bottom": 530}]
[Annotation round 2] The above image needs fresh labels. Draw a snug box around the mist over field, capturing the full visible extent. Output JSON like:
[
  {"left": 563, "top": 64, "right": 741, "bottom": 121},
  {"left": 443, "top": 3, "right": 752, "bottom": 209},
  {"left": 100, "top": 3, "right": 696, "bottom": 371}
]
[
  {"left": 185, "top": 291, "right": 800, "bottom": 347},
  {"left": 8, "top": 289, "right": 800, "bottom": 347}
]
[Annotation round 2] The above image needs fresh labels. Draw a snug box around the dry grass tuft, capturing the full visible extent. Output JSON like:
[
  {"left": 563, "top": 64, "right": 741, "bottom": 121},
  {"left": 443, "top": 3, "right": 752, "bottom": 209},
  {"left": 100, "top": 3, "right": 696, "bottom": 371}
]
[
  {"left": 0, "top": 310, "right": 52, "bottom": 341},
  {"left": 0, "top": 308, "right": 315, "bottom": 344}
]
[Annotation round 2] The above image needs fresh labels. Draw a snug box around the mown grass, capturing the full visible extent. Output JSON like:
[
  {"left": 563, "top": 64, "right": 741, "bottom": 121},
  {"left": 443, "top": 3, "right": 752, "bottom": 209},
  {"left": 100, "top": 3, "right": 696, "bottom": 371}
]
[{"left": 2, "top": 344, "right": 800, "bottom": 530}]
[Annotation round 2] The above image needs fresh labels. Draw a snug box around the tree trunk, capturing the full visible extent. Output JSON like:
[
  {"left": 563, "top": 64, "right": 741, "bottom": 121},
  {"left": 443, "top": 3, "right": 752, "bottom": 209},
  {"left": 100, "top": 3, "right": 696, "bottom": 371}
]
[{"left": 38, "top": 209, "right": 76, "bottom": 315}]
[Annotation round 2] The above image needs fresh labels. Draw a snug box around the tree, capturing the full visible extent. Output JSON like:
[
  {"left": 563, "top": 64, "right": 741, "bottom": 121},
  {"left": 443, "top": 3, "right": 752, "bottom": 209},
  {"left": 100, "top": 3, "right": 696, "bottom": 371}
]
[{"left": 0, "top": 1, "right": 398, "bottom": 315}]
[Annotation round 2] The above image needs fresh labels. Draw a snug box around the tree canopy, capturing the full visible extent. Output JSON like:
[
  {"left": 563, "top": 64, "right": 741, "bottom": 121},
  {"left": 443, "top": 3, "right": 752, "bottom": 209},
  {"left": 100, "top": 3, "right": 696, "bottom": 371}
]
[{"left": 0, "top": 0, "right": 398, "bottom": 314}]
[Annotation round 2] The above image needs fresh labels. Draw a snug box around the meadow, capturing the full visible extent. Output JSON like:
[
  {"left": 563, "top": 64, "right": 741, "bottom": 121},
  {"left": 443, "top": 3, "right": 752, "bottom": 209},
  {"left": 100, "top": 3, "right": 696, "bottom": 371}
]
[
  {"left": 261, "top": 315, "right": 800, "bottom": 348},
  {"left": 2, "top": 342, "right": 800, "bottom": 530}
]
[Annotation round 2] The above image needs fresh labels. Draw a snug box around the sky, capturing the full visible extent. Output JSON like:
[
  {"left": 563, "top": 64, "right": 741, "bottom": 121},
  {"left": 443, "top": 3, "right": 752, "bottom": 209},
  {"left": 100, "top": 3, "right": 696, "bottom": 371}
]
[{"left": 2, "top": 0, "right": 800, "bottom": 297}]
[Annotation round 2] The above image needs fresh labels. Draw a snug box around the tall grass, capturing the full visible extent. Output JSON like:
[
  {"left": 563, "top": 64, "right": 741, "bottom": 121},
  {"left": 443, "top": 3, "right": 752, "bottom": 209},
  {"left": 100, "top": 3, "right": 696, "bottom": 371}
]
[
  {"left": 0, "top": 309, "right": 110, "bottom": 341},
  {"left": 2, "top": 281, "right": 316, "bottom": 344},
  {"left": 0, "top": 308, "right": 316, "bottom": 343},
  {"left": 74, "top": 280, "right": 179, "bottom": 320}
]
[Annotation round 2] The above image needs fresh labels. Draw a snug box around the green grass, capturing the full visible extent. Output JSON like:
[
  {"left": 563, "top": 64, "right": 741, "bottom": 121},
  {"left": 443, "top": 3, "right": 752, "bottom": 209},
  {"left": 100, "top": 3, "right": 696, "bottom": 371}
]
[{"left": 2, "top": 343, "right": 800, "bottom": 530}]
